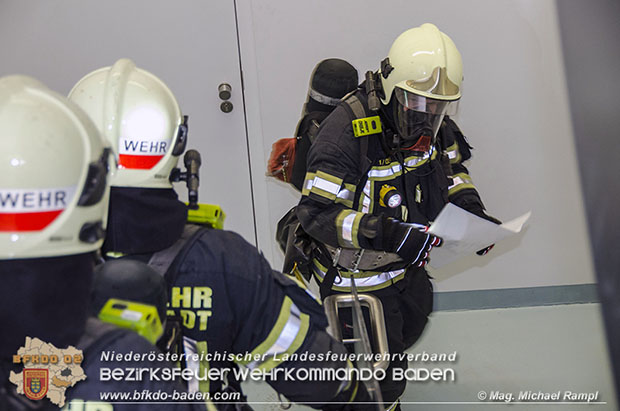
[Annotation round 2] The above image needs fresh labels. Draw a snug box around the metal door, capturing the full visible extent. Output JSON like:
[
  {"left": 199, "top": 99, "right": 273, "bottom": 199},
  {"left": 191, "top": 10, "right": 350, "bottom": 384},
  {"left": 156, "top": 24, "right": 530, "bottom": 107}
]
[{"left": 0, "top": 0, "right": 256, "bottom": 244}]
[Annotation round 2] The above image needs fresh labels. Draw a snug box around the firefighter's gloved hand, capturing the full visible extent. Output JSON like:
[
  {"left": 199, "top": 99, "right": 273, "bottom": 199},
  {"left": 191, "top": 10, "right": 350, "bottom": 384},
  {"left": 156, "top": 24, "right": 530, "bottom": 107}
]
[{"left": 383, "top": 219, "right": 442, "bottom": 266}]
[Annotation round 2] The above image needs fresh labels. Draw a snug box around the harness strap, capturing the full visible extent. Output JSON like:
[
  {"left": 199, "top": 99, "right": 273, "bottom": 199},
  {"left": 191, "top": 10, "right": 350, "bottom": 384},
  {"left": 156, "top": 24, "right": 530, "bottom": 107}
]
[{"left": 148, "top": 224, "right": 202, "bottom": 277}]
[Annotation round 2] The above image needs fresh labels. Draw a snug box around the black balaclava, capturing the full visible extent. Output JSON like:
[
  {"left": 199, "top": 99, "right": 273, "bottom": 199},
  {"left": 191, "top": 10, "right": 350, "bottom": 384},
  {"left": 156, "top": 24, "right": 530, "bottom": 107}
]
[
  {"left": 0, "top": 254, "right": 94, "bottom": 385},
  {"left": 102, "top": 187, "right": 188, "bottom": 256},
  {"left": 379, "top": 95, "right": 400, "bottom": 153},
  {"left": 380, "top": 94, "right": 438, "bottom": 154},
  {"left": 302, "top": 58, "right": 359, "bottom": 115}
]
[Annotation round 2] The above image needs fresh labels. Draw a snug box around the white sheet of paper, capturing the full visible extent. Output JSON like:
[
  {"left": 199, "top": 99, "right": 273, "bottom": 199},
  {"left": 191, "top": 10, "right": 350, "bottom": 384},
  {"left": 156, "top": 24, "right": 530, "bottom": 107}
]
[{"left": 427, "top": 203, "right": 531, "bottom": 268}]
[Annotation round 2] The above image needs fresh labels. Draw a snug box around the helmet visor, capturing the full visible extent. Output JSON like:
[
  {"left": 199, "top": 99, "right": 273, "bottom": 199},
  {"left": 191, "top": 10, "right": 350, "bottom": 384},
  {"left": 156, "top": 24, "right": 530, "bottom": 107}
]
[
  {"left": 393, "top": 87, "right": 459, "bottom": 116},
  {"left": 392, "top": 87, "right": 459, "bottom": 149}
]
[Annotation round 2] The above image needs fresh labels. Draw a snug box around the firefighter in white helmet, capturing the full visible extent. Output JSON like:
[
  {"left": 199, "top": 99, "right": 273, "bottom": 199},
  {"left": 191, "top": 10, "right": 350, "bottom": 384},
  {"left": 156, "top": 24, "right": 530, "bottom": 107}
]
[
  {"left": 0, "top": 75, "right": 204, "bottom": 410},
  {"left": 293, "top": 23, "right": 501, "bottom": 410},
  {"left": 70, "top": 59, "right": 373, "bottom": 410}
]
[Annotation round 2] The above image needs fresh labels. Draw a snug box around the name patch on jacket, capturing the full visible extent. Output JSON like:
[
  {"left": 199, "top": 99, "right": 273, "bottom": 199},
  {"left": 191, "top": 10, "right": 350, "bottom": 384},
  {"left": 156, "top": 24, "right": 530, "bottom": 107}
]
[
  {"left": 167, "top": 286, "right": 213, "bottom": 331},
  {"left": 352, "top": 116, "right": 382, "bottom": 137}
]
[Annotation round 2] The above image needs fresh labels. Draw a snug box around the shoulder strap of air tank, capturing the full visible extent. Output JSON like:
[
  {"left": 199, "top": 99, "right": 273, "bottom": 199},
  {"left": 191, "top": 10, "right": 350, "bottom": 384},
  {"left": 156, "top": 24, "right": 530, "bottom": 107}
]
[
  {"left": 148, "top": 224, "right": 203, "bottom": 278},
  {"left": 342, "top": 93, "right": 373, "bottom": 176}
]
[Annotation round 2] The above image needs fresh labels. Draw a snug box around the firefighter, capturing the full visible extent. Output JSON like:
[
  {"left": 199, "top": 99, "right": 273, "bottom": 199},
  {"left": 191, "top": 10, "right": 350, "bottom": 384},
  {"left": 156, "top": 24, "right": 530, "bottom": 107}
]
[
  {"left": 295, "top": 23, "right": 500, "bottom": 410},
  {"left": 69, "top": 59, "right": 373, "bottom": 410},
  {"left": 0, "top": 75, "right": 204, "bottom": 410}
]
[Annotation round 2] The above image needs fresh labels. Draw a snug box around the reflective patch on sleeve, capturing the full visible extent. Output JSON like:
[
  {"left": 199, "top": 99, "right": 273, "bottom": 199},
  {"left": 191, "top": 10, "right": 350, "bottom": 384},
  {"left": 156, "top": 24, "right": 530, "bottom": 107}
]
[
  {"left": 448, "top": 172, "right": 476, "bottom": 195},
  {"left": 445, "top": 142, "right": 461, "bottom": 164},
  {"left": 335, "top": 183, "right": 356, "bottom": 208},
  {"left": 308, "top": 170, "right": 343, "bottom": 201},
  {"left": 180, "top": 337, "right": 210, "bottom": 394},
  {"left": 336, "top": 210, "right": 363, "bottom": 248},
  {"left": 301, "top": 172, "right": 316, "bottom": 196},
  {"left": 241, "top": 297, "right": 310, "bottom": 372}
]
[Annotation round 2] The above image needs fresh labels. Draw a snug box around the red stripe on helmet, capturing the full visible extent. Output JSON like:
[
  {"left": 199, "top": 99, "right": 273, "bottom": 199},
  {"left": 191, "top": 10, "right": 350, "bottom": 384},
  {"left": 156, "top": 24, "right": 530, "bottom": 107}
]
[
  {"left": 119, "top": 154, "right": 164, "bottom": 170},
  {"left": 0, "top": 210, "right": 63, "bottom": 231}
]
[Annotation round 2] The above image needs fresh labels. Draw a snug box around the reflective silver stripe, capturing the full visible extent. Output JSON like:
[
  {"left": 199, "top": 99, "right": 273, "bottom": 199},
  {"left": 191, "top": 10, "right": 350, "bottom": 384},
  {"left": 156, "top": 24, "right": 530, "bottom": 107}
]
[
  {"left": 308, "top": 88, "right": 342, "bottom": 107},
  {"left": 367, "top": 152, "right": 432, "bottom": 178},
  {"left": 336, "top": 361, "right": 355, "bottom": 394},
  {"left": 449, "top": 175, "right": 468, "bottom": 190},
  {"left": 247, "top": 303, "right": 303, "bottom": 370},
  {"left": 363, "top": 180, "right": 371, "bottom": 196},
  {"left": 304, "top": 178, "right": 314, "bottom": 191},
  {"left": 183, "top": 336, "right": 200, "bottom": 393},
  {"left": 361, "top": 195, "right": 371, "bottom": 213},
  {"left": 368, "top": 163, "right": 402, "bottom": 178},
  {"left": 361, "top": 181, "right": 371, "bottom": 213},
  {"left": 312, "top": 176, "right": 341, "bottom": 195},
  {"left": 386, "top": 399, "right": 401, "bottom": 411},
  {"left": 315, "top": 266, "right": 406, "bottom": 288},
  {"left": 337, "top": 188, "right": 355, "bottom": 202},
  {"left": 412, "top": 234, "right": 431, "bottom": 265},
  {"left": 396, "top": 226, "right": 413, "bottom": 252},
  {"left": 447, "top": 149, "right": 458, "bottom": 160},
  {"left": 341, "top": 212, "right": 357, "bottom": 246},
  {"left": 404, "top": 154, "right": 431, "bottom": 167}
]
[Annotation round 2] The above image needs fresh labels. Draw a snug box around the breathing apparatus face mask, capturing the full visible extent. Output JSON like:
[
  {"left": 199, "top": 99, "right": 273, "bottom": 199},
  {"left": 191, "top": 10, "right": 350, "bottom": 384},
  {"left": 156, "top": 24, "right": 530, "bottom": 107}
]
[{"left": 391, "top": 87, "right": 459, "bottom": 152}]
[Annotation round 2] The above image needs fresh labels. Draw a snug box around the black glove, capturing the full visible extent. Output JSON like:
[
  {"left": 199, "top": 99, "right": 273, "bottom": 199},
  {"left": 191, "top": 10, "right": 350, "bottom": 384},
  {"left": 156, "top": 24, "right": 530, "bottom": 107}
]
[{"left": 382, "top": 218, "right": 442, "bottom": 266}]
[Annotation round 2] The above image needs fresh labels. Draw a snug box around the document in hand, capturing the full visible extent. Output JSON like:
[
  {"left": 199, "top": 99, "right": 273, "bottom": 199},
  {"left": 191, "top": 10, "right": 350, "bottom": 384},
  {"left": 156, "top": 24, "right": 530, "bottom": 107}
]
[{"left": 427, "top": 203, "right": 531, "bottom": 268}]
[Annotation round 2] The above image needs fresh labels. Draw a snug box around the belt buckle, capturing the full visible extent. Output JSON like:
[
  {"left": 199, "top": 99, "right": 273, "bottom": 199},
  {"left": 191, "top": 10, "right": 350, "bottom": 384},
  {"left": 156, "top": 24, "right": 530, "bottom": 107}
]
[
  {"left": 351, "top": 249, "right": 365, "bottom": 273},
  {"left": 331, "top": 247, "right": 342, "bottom": 267},
  {"left": 331, "top": 247, "right": 343, "bottom": 284}
]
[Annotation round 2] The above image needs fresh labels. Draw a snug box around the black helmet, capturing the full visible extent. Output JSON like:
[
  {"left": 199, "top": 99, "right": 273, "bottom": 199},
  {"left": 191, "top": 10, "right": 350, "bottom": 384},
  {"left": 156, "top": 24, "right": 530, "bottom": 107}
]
[
  {"left": 91, "top": 259, "right": 168, "bottom": 327},
  {"left": 303, "top": 58, "right": 359, "bottom": 114}
]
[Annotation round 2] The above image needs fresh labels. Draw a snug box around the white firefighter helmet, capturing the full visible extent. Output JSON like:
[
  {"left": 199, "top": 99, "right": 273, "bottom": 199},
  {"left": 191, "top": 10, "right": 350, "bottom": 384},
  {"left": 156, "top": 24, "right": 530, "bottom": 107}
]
[
  {"left": 379, "top": 23, "right": 463, "bottom": 148},
  {"left": 380, "top": 23, "right": 463, "bottom": 104},
  {"left": 68, "top": 58, "right": 187, "bottom": 189},
  {"left": 0, "top": 75, "right": 113, "bottom": 259}
]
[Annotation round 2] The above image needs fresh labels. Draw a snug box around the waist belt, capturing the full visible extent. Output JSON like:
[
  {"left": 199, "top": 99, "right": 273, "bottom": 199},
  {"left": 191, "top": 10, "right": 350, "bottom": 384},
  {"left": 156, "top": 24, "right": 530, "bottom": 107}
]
[
  {"left": 323, "top": 244, "right": 404, "bottom": 271},
  {"left": 313, "top": 258, "right": 407, "bottom": 293}
]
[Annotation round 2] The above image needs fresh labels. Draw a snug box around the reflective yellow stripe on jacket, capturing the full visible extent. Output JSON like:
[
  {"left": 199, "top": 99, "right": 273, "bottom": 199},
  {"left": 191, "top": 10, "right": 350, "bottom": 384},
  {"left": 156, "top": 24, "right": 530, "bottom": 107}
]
[
  {"left": 312, "top": 258, "right": 406, "bottom": 292},
  {"left": 448, "top": 172, "right": 476, "bottom": 196},
  {"left": 444, "top": 142, "right": 461, "bottom": 164},
  {"left": 237, "top": 296, "right": 310, "bottom": 372}
]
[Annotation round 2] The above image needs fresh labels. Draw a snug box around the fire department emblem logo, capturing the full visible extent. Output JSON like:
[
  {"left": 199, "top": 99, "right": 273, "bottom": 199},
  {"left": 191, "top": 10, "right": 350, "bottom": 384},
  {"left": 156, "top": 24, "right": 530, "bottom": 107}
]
[
  {"left": 23, "top": 369, "right": 49, "bottom": 401},
  {"left": 10, "top": 337, "right": 86, "bottom": 407}
]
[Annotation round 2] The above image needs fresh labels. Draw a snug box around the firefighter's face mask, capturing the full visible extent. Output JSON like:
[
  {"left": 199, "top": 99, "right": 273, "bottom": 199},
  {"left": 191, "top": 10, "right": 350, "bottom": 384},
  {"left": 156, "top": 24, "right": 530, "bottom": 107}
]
[{"left": 391, "top": 87, "right": 459, "bottom": 151}]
